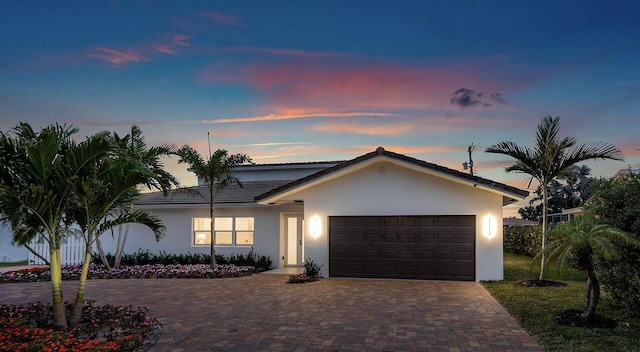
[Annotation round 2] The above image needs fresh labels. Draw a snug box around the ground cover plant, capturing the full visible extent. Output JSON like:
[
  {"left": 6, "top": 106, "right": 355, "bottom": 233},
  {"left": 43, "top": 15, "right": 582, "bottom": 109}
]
[
  {"left": 0, "top": 301, "right": 159, "bottom": 352},
  {"left": 483, "top": 252, "right": 640, "bottom": 352},
  {"left": 0, "top": 263, "right": 257, "bottom": 283},
  {"left": 0, "top": 260, "right": 27, "bottom": 268}
]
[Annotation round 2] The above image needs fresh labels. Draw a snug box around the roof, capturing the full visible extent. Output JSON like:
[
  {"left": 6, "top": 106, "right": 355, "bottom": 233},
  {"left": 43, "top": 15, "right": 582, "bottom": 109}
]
[
  {"left": 234, "top": 160, "right": 344, "bottom": 170},
  {"left": 255, "top": 147, "right": 529, "bottom": 204},
  {"left": 136, "top": 180, "right": 291, "bottom": 208}
]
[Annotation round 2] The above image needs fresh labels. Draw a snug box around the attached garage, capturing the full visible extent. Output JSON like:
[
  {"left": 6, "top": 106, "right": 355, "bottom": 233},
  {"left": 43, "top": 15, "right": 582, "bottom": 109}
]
[
  {"left": 256, "top": 147, "right": 529, "bottom": 281},
  {"left": 329, "top": 215, "right": 475, "bottom": 281}
]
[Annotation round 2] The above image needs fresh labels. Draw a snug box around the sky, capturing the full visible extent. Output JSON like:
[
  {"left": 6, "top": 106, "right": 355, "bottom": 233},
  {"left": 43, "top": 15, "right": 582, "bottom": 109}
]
[{"left": 1, "top": 1, "right": 639, "bottom": 216}]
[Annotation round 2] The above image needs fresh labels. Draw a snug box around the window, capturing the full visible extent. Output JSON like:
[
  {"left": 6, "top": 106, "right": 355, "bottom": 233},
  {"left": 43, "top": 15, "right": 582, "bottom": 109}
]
[
  {"left": 192, "top": 217, "right": 254, "bottom": 246},
  {"left": 214, "top": 217, "right": 233, "bottom": 245},
  {"left": 235, "top": 217, "right": 254, "bottom": 245}
]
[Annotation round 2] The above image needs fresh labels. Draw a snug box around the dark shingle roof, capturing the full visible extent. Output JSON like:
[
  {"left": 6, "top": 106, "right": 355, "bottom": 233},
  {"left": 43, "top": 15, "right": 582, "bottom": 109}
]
[
  {"left": 255, "top": 147, "right": 529, "bottom": 202},
  {"left": 136, "top": 180, "right": 292, "bottom": 207}
]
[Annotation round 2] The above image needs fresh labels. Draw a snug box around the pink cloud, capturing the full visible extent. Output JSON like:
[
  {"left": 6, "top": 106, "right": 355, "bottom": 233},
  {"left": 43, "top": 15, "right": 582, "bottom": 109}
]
[
  {"left": 204, "top": 111, "right": 394, "bottom": 124},
  {"left": 154, "top": 44, "right": 178, "bottom": 55},
  {"left": 202, "top": 11, "right": 244, "bottom": 27},
  {"left": 308, "top": 121, "right": 414, "bottom": 136},
  {"left": 209, "top": 59, "right": 522, "bottom": 113},
  {"left": 173, "top": 34, "right": 192, "bottom": 47},
  {"left": 89, "top": 47, "right": 145, "bottom": 66}
]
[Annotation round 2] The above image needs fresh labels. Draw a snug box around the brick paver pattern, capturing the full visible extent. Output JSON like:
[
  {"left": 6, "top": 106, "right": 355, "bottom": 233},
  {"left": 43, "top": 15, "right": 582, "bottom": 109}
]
[{"left": 0, "top": 274, "right": 542, "bottom": 351}]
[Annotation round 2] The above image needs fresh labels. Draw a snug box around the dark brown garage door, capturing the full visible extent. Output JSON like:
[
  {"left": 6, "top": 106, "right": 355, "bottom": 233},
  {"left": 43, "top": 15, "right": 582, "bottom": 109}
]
[{"left": 329, "top": 215, "right": 475, "bottom": 281}]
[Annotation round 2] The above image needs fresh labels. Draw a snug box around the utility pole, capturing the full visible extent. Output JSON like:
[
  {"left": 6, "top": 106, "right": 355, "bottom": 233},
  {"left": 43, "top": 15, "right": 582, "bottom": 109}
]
[{"left": 462, "top": 143, "right": 476, "bottom": 176}]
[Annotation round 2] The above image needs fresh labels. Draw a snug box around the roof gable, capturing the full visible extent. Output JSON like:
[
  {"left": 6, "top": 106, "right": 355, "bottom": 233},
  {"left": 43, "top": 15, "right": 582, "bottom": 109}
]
[{"left": 256, "top": 147, "right": 528, "bottom": 205}]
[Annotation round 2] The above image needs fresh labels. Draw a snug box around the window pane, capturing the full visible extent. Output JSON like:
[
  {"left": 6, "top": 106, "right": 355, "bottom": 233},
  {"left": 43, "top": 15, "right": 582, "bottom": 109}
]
[
  {"left": 235, "top": 217, "right": 254, "bottom": 231},
  {"left": 193, "top": 218, "right": 211, "bottom": 231},
  {"left": 215, "top": 231, "right": 233, "bottom": 245},
  {"left": 236, "top": 231, "right": 254, "bottom": 245},
  {"left": 194, "top": 231, "right": 211, "bottom": 245},
  {"left": 214, "top": 217, "right": 233, "bottom": 231}
]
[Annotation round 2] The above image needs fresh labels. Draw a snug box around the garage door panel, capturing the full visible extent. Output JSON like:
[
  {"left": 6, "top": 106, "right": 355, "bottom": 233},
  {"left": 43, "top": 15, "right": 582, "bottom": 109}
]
[{"left": 329, "top": 215, "right": 475, "bottom": 281}]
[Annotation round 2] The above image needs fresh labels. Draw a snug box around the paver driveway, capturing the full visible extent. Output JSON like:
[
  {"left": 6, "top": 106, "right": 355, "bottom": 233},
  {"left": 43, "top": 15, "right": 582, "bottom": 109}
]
[{"left": 0, "top": 274, "right": 541, "bottom": 351}]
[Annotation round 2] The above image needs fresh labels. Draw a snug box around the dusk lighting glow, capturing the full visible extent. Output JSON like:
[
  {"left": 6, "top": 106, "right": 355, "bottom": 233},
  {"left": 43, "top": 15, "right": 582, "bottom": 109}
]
[{"left": 1, "top": 2, "right": 638, "bottom": 218}]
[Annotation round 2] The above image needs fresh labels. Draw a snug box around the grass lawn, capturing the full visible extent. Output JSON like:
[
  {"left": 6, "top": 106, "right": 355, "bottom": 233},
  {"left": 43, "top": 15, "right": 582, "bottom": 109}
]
[
  {"left": 0, "top": 260, "right": 27, "bottom": 268},
  {"left": 483, "top": 252, "right": 640, "bottom": 352}
]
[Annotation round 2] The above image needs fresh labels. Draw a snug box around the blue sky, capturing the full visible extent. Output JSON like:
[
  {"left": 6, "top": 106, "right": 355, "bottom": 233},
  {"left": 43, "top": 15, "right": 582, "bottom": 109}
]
[{"left": 1, "top": 1, "right": 639, "bottom": 213}]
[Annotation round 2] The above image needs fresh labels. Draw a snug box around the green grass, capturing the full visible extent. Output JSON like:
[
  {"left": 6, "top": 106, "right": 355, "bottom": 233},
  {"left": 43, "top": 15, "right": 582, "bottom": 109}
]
[
  {"left": 0, "top": 260, "right": 28, "bottom": 268},
  {"left": 483, "top": 253, "right": 640, "bottom": 351}
]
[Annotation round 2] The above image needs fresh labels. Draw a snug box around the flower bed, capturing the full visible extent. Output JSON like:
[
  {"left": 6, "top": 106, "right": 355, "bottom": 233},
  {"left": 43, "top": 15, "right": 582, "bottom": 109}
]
[
  {"left": 0, "top": 264, "right": 256, "bottom": 284},
  {"left": 0, "top": 301, "right": 159, "bottom": 352}
]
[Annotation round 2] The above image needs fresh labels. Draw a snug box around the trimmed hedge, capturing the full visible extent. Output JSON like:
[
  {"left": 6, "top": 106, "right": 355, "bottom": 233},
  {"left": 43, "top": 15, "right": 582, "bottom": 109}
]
[
  {"left": 92, "top": 248, "right": 272, "bottom": 271},
  {"left": 503, "top": 225, "right": 542, "bottom": 257}
]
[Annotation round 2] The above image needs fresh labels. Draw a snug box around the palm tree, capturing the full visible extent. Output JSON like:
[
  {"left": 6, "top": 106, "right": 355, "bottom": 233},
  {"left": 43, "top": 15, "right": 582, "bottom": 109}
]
[
  {"left": 0, "top": 123, "right": 105, "bottom": 330},
  {"left": 545, "top": 215, "right": 637, "bottom": 320},
  {"left": 67, "top": 142, "right": 165, "bottom": 327},
  {"left": 94, "top": 126, "right": 178, "bottom": 269},
  {"left": 176, "top": 145, "right": 252, "bottom": 269},
  {"left": 486, "top": 116, "right": 623, "bottom": 280}
]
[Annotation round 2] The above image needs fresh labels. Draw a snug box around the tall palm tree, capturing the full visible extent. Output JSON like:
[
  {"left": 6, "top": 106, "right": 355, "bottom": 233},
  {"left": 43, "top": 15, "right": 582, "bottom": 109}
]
[
  {"left": 486, "top": 116, "right": 623, "bottom": 280},
  {"left": 67, "top": 143, "right": 165, "bottom": 327},
  {"left": 176, "top": 145, "right": 252, "bottom": 269},
  {"left": 0, "top": 123, "right": 105, "bottom": 330},
  {"left": 94, "top": 126, "right": 178, "bottom": 269},
  {"left": 545, "top": 215, "right": 637, "bottom": 320}
]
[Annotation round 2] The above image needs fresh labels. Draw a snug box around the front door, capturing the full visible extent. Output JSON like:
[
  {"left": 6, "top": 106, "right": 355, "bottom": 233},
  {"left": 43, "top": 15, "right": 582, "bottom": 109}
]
[{"left": 285, "top": 214, "right": 304, "bottom": 266}]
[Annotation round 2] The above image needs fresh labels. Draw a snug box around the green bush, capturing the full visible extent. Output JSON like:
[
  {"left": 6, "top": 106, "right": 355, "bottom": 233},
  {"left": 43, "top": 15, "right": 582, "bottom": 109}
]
[
  {"left": 92, "top": 248, "right": 272, "bottom": 271},
  {"left": 587, "top": 175, "right": 640, "bottom": 316},
  {"left": 503, "top": 226, "right": 542, "bottom": 257},
  {"left": 303, "top": 258, "right": 323, "bottom": 278}
]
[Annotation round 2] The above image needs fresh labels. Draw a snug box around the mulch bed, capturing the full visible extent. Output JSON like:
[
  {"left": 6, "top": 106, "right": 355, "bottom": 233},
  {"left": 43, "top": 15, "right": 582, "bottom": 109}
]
[
  {"left": 515, "top": 279, "right": 567, "bottom": 287},
  {"left": 553, "top": 309, "right": 618, "bottom": 328}
]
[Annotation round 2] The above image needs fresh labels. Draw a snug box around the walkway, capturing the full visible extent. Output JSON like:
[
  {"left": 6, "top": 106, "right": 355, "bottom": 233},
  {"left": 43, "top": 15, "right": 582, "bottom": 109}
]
[{"left": 0, "top": 274, "right": 541, "bottom": 351}]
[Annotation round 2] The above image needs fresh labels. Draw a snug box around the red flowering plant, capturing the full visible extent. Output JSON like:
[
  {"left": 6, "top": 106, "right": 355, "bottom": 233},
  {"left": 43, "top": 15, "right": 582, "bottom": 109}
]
[
  {"left": 0, "top": 263, "right": 256, "bottom": 283},
  {"left": 0, "top": 301, "right": 160, "bottom": 352}
]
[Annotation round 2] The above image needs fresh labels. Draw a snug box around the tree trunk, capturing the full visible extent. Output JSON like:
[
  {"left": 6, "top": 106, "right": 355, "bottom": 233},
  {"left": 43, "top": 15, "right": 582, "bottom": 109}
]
[
  {"left": 114, "top": 222, "right": 131, "bottom": 269},
  {"left": 49, "top": 247, "right": 67, "bottom": 330},
  {"left": 582, "top": 269, "right": 600, "bottom": 320},
  {"left": 94, "top": 237, "right": 111, "bottom": 270},
  {"left": 24, "top": 243, "right": 50, "bottom": 265},
  {"left": 539, "top": 182, "right": 548, "bottom": 280},
  {"left": 583, "top": 278, "right": 592, "bottom": 313},
  {"left": 210, "top": 185, "right": 217, "bottom": 270},
  {"left": 70, "top": 247, "right": 92, "bottom": 327}
]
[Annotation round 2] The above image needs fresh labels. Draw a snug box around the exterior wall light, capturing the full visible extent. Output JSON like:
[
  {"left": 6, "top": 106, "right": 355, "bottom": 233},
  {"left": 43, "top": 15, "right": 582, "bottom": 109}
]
[
  {"left": 310, "top": 215, "right": 322, "bottom": 238},
  {"left": 482, "top": 214, "right": 497, "bottom": 239}
]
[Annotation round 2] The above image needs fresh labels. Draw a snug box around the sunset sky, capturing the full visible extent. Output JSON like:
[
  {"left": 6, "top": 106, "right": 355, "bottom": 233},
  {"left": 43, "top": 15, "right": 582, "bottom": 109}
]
[{"left": 1, "top": 1, "right": 639, "bottom": 215}]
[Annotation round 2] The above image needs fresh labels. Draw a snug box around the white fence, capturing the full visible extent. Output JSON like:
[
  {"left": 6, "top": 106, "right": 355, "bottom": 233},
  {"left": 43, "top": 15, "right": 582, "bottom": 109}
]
[{"left": 28, "top": 235, "right": 87, "bottom": 266}]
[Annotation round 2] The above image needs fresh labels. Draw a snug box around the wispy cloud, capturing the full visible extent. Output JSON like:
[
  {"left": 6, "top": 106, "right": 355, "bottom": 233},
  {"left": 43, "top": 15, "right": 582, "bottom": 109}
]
[
  {"left": 203, "top": 111, "right": 395, "bottom": 124},
  {"left": 173, "top": 34, "right": 193, "bottom": 47},
  {"left": 308, "top": 121, "right": 414, "bottom": 135},
  {"left": 88, "top": 47, "right": 146, "bottom": 66},
  {"left": 154, "top": 44, "right": 178, "bottom": 55},
  {"left": 202, "top": 11, "right": 244, "bottom": 27}
]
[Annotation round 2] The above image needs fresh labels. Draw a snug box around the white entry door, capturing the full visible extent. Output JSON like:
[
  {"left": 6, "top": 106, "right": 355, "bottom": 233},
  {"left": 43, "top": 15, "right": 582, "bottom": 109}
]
[{"left": 285, "top": 214, "right": 304, "bottom": 266}]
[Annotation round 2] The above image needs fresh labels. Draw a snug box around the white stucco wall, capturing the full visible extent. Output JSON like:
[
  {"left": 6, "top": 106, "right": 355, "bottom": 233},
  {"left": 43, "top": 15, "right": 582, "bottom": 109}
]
[
  {"left": 276, "top": 160, "right": 505, "bottom": 281},
  {"left": 0, "top": 224, "right": 29, "bottom": 263},
  {"left": 98, "top": 204, "right": 300, "bottom": 267}
]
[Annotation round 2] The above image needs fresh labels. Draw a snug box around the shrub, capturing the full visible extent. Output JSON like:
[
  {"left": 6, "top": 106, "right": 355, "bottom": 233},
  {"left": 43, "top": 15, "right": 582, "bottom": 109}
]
[
  {"left": 587, "top": 175, "right": 640, "bottom": 316},
  {"left": 503, "top": 226, "right": 542, "bottom": 257},
  {"left": 92, "top": 249, "right": 272, "bottom": 271},
  {"left": 303, "top": 258, "right": 323, "bottom": 278}
]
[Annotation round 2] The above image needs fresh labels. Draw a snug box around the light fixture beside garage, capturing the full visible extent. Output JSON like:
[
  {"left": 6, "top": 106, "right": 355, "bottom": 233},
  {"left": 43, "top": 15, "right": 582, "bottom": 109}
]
[
  {"left": 482, "top": 214, "right": 497, "bottom": 239},
  {"left": 309, "top": 215, "right": 322, "bottom": 238}
]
